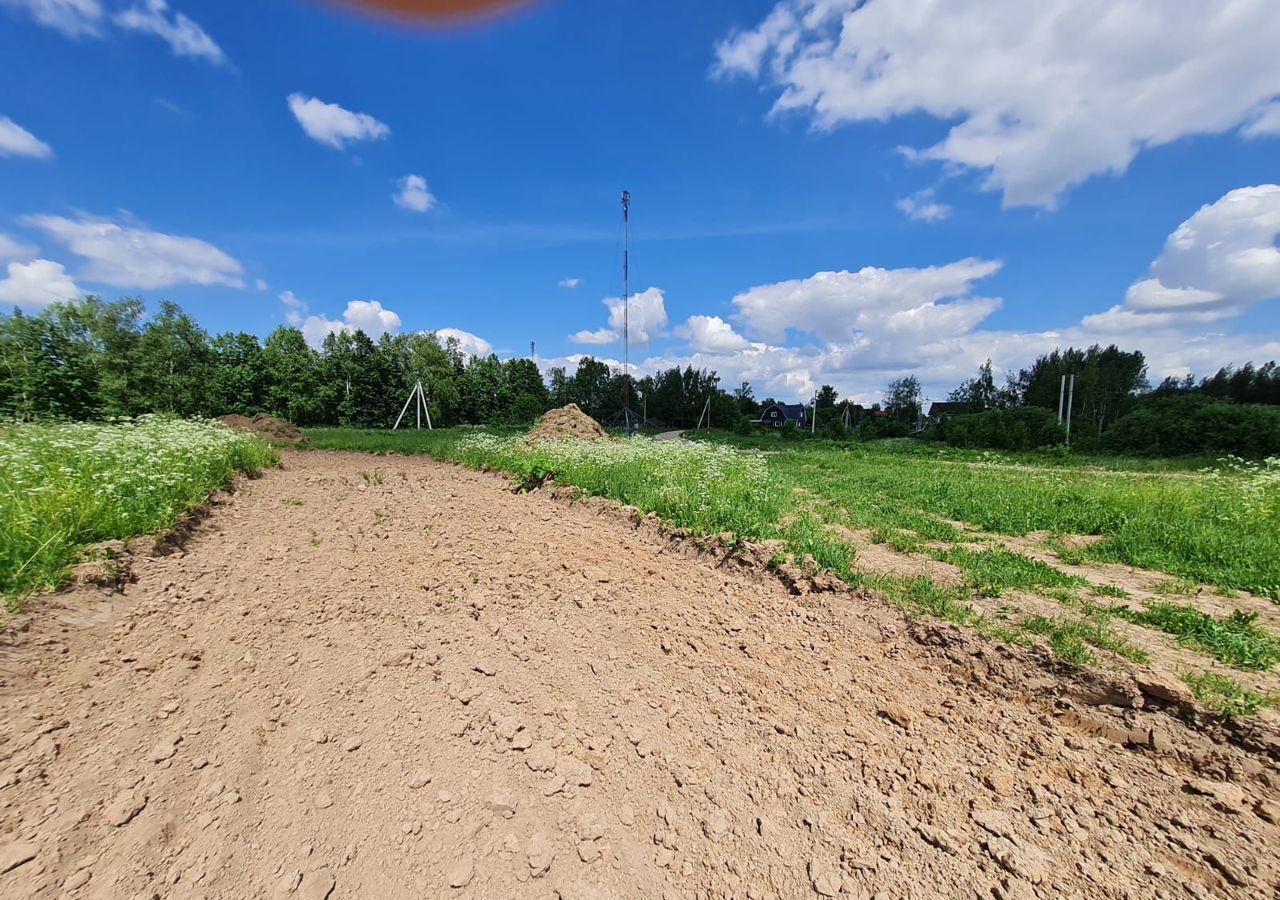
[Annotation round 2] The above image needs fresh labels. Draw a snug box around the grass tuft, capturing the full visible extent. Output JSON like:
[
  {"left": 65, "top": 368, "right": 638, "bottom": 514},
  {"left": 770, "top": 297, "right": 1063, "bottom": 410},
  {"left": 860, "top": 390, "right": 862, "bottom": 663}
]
[
  {"left": 1182, "top": 670, "right": 1280, "bottom": 717},
  {"left": 1119, "top": 603, "right": 1280, "bottom": 671}
]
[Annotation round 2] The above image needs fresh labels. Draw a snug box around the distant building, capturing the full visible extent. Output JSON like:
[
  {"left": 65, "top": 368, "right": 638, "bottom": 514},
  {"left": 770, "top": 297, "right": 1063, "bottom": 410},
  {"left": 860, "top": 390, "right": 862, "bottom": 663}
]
[
  {"left": 754, "top": 402, "right": 807, "bottom": 428},
  {"left": 926, "top": 401, "right": 976, "bottom": 423}
]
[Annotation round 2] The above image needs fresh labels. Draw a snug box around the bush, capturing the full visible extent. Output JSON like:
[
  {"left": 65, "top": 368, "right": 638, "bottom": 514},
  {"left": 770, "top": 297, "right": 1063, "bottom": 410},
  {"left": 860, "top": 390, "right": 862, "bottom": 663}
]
[
  {"left": 939, "top": 406, "right": 1066, "bottom": 451},
  {"left": 1103, "top": 396, "right": 1280, "bottom": 458}
]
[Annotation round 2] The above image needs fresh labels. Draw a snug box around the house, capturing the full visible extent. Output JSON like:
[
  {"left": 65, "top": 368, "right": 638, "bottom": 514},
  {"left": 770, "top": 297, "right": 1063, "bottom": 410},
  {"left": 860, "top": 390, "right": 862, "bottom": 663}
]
[
  {"left": 926, "top": 401, "right": 975, "bottom": 423},
  {"left": 754, "top": 402, "right": 807, "bottom": 428}
]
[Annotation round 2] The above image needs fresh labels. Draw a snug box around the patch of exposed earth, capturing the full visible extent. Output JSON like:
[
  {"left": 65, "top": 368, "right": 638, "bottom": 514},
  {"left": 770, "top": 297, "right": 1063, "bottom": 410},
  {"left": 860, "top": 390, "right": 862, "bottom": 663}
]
[
  {"left": 2, "top": 451, "right": 1279, "bottom": 899},
  {"left": 836, "top": 525, "right": 1280, "bottom": 699}
]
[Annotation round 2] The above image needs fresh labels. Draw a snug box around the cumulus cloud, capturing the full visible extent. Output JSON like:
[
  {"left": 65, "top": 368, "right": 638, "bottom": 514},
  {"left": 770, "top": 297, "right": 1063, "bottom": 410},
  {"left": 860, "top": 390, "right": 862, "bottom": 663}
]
[
  {"left": 288, "top": 94, "right": 390, "bottom": 150},
  {"left": 0, "top": 258, "right": 80, "bottom": 309},
  {"left": 0, "top": 233, "right": 38, "bottom": 263},
  {"left": 0, "top": 116, "right": 53, "bottom": 159},
  {"left": 559, "top": 277, "right": 581, "bottom": 289},
  {"left": 628, "top": 188, "right": 1280, "bottom": 402},
  {"left": 292, "top": 299, "right": 402, "bottom": 348},
  {"left": 435, "top": 327, "right": 493, "bottom": 358},
  {"left": 393, "top": 174, "right": 436, "bottom": 213},
  {"left": 1084, "top": 184, "right": 1280, "bottom": 331},
  {"left": 0, "top": 0, "right": 103, "bottom": 38},
  {"left": 714, "top": 0, "right": 1280, "bottom": 208},
  {"left": 114, "top": 0, "right": 223, "bottom": 64},
  {"left": 568, "top": 327, "right": 617, "bottom": 345},
  {"left": 730, "top": 258, "right": 1003, "bottom": 344},
  {"left": 897, "top": 188, "right": 951, "bottom": 223},
  {"left": 678, "top": 315, "right": 751, "bottom": 353},
  {"left": 24, "top": 212, "right": 244, "bottom": 289},
  {"left": 571, "top": 287, "right": 669, "bottom": 346}
]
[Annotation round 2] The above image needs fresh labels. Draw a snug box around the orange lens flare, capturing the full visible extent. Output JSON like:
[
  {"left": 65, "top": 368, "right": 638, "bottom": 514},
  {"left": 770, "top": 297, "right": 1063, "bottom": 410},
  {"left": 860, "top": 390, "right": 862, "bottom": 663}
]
[{"left": 327, "top": 0, "right": 532, "bottom": 24}]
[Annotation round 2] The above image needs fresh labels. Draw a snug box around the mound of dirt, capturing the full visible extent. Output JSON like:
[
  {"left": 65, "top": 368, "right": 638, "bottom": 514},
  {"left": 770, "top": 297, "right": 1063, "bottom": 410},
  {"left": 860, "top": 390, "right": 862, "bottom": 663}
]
[
  {"left": 217, "top": 412, "right": 304, "bottom": 444},
  {"left": 525, "top": 403, "right": 610, "bottom": 442}
]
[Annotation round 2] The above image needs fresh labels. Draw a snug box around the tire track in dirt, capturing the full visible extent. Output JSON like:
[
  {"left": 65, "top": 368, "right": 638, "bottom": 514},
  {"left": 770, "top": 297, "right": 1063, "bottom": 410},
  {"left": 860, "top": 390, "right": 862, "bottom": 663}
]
[{"left": 1, "top": 451, "right": 1278, "bottom": 899}]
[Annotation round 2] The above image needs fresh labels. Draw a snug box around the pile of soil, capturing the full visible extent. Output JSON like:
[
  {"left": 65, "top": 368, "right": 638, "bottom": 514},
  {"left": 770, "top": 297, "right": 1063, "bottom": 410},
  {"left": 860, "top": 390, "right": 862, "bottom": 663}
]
[
  {"left": 525, "top": 403, "right": 610, "bottom": 443},
  {"left": 216, "top": 412, "right": 304, "bottom": 445}
]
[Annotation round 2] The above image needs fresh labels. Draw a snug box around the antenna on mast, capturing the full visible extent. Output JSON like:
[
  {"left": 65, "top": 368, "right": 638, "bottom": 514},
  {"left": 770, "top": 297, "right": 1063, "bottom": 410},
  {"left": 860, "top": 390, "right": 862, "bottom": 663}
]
[{"left": 604, "top": 189, "right": 645, "bottom": 434}]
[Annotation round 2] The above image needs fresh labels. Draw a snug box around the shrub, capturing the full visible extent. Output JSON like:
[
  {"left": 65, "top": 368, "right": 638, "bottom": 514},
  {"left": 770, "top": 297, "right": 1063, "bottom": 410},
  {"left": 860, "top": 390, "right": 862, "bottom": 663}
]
[
  {"left": 1103, "top": 396, "right": 1280, "bottom": 458},
  {"left": 939, "top": 407, "right": 1066, "bottom": 451}
]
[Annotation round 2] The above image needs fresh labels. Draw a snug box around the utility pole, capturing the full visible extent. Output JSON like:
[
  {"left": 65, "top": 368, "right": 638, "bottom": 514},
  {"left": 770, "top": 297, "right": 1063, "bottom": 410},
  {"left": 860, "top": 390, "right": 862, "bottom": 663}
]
[
  {"left": 1065, "top": 374, "right": 1075, "bottom": 445},
  {"left": 1058, "top": 375, "right": 1066, "bottom": 423},
  {"left": 621, "top": 189, "right": 631, "bottom": 425}
]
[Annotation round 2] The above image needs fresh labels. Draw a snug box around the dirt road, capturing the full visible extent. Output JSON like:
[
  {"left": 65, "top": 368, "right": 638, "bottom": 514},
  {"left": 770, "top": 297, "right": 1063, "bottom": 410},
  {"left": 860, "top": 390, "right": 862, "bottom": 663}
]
[{"left": 2, "top": 452, "right": 1278, "bottom": 899}]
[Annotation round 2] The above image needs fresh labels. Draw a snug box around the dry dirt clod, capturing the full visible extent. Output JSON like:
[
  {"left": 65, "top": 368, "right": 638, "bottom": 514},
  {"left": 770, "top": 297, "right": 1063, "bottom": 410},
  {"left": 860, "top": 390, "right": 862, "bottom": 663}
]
[
  {"left": 447, "top": 857, "right": 475, "bottom": 889},
  {"left": 0, "top": 842, "right": 38, "bottom": 874},
  {"left": 104, "top": 790, "right": 148, "bottom": 827},
  {"left": 298, "top": 867, "right": 336, "bottom": 900}
]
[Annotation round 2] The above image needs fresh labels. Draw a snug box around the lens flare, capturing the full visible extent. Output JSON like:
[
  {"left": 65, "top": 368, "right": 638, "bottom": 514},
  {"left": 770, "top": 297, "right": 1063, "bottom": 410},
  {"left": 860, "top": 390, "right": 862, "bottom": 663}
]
[{"left": 326, "top": 0, "right": 533, "bottom": 24}]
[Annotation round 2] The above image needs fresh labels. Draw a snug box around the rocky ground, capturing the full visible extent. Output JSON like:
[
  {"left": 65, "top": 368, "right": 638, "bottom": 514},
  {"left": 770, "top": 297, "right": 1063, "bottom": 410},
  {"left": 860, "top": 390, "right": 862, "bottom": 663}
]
[{"left": 1, "top": 451, "right": 1278, "bottom": 899}]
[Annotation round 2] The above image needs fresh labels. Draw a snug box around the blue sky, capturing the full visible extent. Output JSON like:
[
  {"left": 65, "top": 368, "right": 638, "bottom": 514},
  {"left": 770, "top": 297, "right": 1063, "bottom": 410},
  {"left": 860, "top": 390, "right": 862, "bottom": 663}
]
[{"left": 2, "top": 0, "right": 1278, "bottom": 404}]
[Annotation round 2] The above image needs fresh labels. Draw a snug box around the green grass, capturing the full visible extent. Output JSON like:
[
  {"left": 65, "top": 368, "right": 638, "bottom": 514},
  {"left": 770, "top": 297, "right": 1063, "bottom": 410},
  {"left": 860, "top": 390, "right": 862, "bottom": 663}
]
[
  {"left": 935, "top": 546, "right": 1086, "bottom": 597},
  {"left": 1, "top": 417, "right": 277, "bottom": 608},
  {"left": 1118, "top": 603, "right": 1280, "bottom": 671},
  {"left": 1182, "top": 671, "right": 1280, "bottom": 717},
  {"left": 697, "top": 432, "right": 1280, "bottom": 601},
  {"left": 1020, "top": 613, "right": 1150, "bottom": 666}
]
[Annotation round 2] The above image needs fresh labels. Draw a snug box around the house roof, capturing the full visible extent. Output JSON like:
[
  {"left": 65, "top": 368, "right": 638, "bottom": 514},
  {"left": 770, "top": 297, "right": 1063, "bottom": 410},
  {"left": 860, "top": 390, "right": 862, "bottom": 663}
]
[{"left": 928, "top": 401, "right": 974, "bottom": 416}]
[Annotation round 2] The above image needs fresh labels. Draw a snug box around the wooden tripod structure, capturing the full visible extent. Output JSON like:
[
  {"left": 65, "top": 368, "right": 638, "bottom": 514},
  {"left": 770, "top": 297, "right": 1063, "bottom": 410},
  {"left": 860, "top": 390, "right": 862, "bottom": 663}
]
[{"left": 393, "top": 380, "right": 433, "bottom": 431}]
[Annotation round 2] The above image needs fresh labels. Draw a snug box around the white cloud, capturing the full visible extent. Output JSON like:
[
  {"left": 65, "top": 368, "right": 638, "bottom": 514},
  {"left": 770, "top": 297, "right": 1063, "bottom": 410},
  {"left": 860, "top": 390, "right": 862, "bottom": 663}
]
[
  {"left": 621, "top": 188, "right": 1280, "bottom": 402},
  {"left": 570, "top": 287, "right": 670, "bottom": 345},
  {"left": 294, "top": 299, "right": 402, "bottom": 348},
  {"left": 435, "top": 327, "right": 493, "bottom": 358},
  {"left": 24, "top": 212, "right": 244, "bottom": 289},
  {"left": 896, "top": 188, "right": 951, "bottom": 223},
  {"left": 715, "top": 0, "right": 1280, "bottom": 208},
  {"left": 559, "top": 277, "right": 582, "bottom": 289},
  {"left": 393, "top": 174, "right": 436, "bottom": 213},
  {"left": 288, "top": 94, "right": 390, "bottom": 150},
  {"left": 730, "top": 258, "right": 1003, "bottom": 344},
  {"left": 0, "top": 0, "right": 103, "bottom": 38},
  {"left": 678, "top": 315, "right": 751, "bottom": 353},
  {"left": 114, "top": 0, "right": 223, "bottom": 64},
  {"left": 568, "top": 327, "right": 617, "bottom": 345},
  {"left": 0, "top": 116, "right": 53, "bottom": 159},
  {"left": 1243, "top": 102, "right": 1280, "bottom": 139},
  {"left": 280, "top": 289, "right": 307, "bottom": 326},
  {"left": 254, "top": 277, "right": 268, "bottom": 292},
  {"left": 0, "top": 233, "right": 38, "bottom": 263},
  {"left": 3, "top": 0, "right": 222, "bottom": 62},
  {"left": 1084, "top": 184, "right": 1280, "bottom": 331},
  {"left": 0, "top": 258, "right": 80, "bottom": 309}
]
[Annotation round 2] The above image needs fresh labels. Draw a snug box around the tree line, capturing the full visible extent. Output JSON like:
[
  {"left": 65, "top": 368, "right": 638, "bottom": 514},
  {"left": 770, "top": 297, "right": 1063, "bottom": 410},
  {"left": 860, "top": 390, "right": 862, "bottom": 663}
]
[
  {"left": 3, "top": 296, "right": 1276, "bottom": 455},
  {"left": 0, "top": 297, "right": 748, "bottom": 429}
]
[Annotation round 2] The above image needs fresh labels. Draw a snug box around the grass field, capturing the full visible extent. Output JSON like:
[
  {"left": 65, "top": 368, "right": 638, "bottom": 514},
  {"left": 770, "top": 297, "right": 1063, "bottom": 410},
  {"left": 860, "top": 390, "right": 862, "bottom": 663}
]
[
  {"left": 306, "top": 425, "right": 1280, "bottom": 713},
  {"left": 0, "top": 417, "right": 277, "bottom": 608}
]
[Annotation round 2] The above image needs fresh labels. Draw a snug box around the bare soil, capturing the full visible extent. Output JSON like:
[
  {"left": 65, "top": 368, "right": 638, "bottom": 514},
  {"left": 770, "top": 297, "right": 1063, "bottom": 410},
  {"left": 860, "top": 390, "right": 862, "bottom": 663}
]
[
  {"left": 216, "top": 413, "right": 305, "bottom": 445},
  {"left": 526, "top": 404, "right": 609, "bottom": 443},
  {"left": 2, "top": 451, "right": 1279, "bottom": 899}
]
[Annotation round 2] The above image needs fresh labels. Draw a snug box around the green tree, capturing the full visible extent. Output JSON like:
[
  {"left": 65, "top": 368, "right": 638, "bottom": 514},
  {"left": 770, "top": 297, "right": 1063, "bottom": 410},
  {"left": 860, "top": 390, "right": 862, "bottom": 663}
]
[
  {"left": 132, "top": 301, "right": 214, "bottom": 416},
  {"left": 947, "top": 359, "right": 999, "bottom": 410},
  {"left": 262, "top": 326, "right": 322, "bottom": 425},
  {"left": 884, "top": 375, "right": 922, "bottom": 427},
  {"left": 209, "top": 332, "right": 265, "bottom": 414}
]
